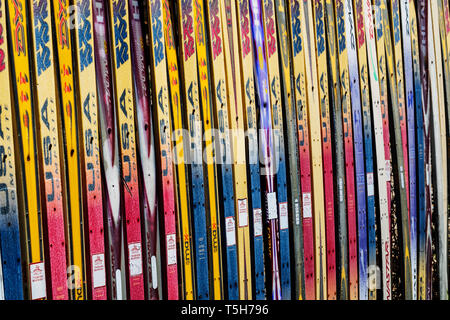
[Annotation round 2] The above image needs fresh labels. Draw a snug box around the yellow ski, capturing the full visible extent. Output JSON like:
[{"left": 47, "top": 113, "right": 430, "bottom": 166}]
[
  {"left": 221, "top": 0, "right": 252, "bottom": 299},
  {"left": 6, "top": 0, "right": 46, "bottom": 300},
  {"left": 162, "top": 0, "right": 195, "bottom": 300}
]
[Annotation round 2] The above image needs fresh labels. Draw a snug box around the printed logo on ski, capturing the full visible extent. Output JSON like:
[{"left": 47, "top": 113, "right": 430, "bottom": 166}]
[
  {"left": 336, "top": 0, "right": 346, "bottom": 53},
  {"left": 239, "top": 0, "right": 251, "bottom": 58},
  {"left": 162, "top": 0, "right": 175, "bottom": 49},
  {"left": 113, "top": 0, "right": 129, "bottom": 68},
  {"left": 264, "top": 0, "right": 276, "bottom": 57},
  {"left": 209, "top": 0, "right": 221, "bottom": 60},
  {"left": 315, "top": 0, "right": 325, "bottom": 55},
  {"left": 0, "top": 1, "right": 5, "bottom": 71},
  {"left": 78, "top": 0, "right": 93, "bottom": 71},
  {"left": 182, "top": 0, "right": 195, "bottom": 60},
  {"left": 83, "top": 93, "right": 99, "bottom": 192},
  {"left": 41, "top": 99, "right": 58, "bottom": 203},
  {"left": 151, "top": 0, "right": 164, "bottom": 67},
  {"left": 57, "top": 0, "right": 69, "bottom": 49},
  {"left": 13, "top": 0, "right": 26, "bottom": 56},
  {"left": 34, "top": 0, "right": 51, "bottom": 75},
  {"left": 194, "top": 0, "right": 204, "bottom": 46},
  {"left": 291, "top": 0, "right": 302, "bottom": 56}
]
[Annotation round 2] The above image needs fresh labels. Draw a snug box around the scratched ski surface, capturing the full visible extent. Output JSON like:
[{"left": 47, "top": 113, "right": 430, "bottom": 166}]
[
  {"left": 0, "top": 0, "right": 24, "bottom": 300},
  {"left": 7, "top": 0, "right": 48, "bottom": 300},
  {"left": 73, "top": 0, "right": 107, "bottom": 300},
  {"left": 162, "top": 0, "right": 194, "bottom": 300}
]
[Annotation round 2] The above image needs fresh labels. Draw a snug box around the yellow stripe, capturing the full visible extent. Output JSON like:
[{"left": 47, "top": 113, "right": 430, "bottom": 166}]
[
  {"left": 52, "top": 0, "right": 86, "bottom": 300},
  {"left": 220, "top": 0, "right": 252, "bottom": 299},
  {"left": 162, "top": 0, "right": 194, "bottom": 300},
  {"left": 301, "top": 0, "right": 326, "bottom": 300}
]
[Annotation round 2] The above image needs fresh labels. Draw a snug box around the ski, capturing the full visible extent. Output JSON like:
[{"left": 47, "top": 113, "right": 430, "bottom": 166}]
[
  {"left": 344, "top": 0, "right": 367, "bottom": 300},
  {"left": 373, "top": 0, "right": 393, "bottom": 300},
  {"left": 362, "top": 0, "right": 390, "bottom": 301},
  {"left": 192, "top": 0, "right": 223, "bottom": 299},
  {"left": 176, "top": 0, "right": 210, "bottom": 300},
  {"left": 51, "top": 0, "right": 87, "bottom": 300},
  {"left": 288, "top": 0, "right": 315, "bottom": 300},
  {"left": 260, "top": 0, "right": 291, "bottom": 300},
  {"left": 302, "top": 0, "right": 328, "bottom": 300},
  {"left": 72, "top": 0, "right": 107, "bottom": 300},
  {"left": 416, "top": 0, "right": 432, "bottom": 300},
  {"left": 399, "top": 0, "right": 418, "bottom": 299},
  {"left": 273, "top": 0, "right": 302, "bottom": 300},
  {"left": 313, "top": 0, "right": 336, "bottom": 300},
  {"left": 0, "top": 0, "right": 24, "bottom": 300},
  {"left": 107, "top": 0, "right": 145, "bottom": 300},
  {"left": 353, "top": 0, "right": 377, "bottom": 300},
  {"left": 146, "top": 0, "right": 179, "bottom": 300},
  {"left": 131, "top": 0, "right": 159, "bottom": 300},
  {"left": 221, "top": 0, "right": 253, "bottom": 299},
  {"left": 92, "top": 0, "right": 124, "bottom": 300},
  {"left": 335, "top": 0, "right": 358, "bottom": 299},
  {"left": 408, "top": 0, "right": 426, "bottom": 301},
  {"left": 430, "top": 0, "right": 448, "bottom": 300},
  {"left": 28, "top": 0, "right": 68, "bottom": 300},
  {"left": 325, "top": 0, "right": 346, "bottom": 301},
  {"left": 162, "top": 0, "right": 194, "bottom": 300},
  {"left": 235, "top": 0, "right": 265, "bottom": 300},
  {"left": 6, "top": 0, "right": 46, "bottom": 300},
  {"left": 249, "top": 0, "right": 281, "bottom": 300},
  {"left": 380, "top": 0, "right": 411, "bottom": 299}
]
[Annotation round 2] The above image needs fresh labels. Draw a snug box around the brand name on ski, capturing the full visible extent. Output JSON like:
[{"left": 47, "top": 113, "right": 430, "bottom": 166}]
[
  {"left": 291, "top": 0, "right": 302, "bottom": 56},
  {"left": 315, "top": 0, "right": 325, "bottom": 55},
  {"left": 57, "top": 0, "right": 69, "bottom": 49},
  {"left": 151, "top": 0, "right": 164, "bottom": 67},
  {"left": 210, "top": 0, "right": 222, "bottom": 59},
  {"left": 182, "top": 0, "right": 195, "bottom": 59},
  {"left": 0, "top": 0, "right": 5, "bottom": 72},
  {"left": 162, "top": 0, "right": 174, "bottom": 49},
  {"left": 264, "top": 0, "right": 276, "bottom": 57},
  {"left": 336, "top": 0, "right": 346, "bottom": 53},
  {"left": 393, "top": 0, "right": 400, "bottom": 44},
  {"left": 41, "top": 99, "right": 58, "bottom": 203},
  {"left": 78, "top": 0, "right": 93, "bottom": 71},
  {"left": 239, "top": 0, "right": 251, "bottom": 57},
  {"left": 83, "top": 93, "right": 98, "bottom": 192},
  {"left": 356, "top": 0, "right": 365, "bottom": 48},
  {"left": 34, "top": 0, "right": 51, "bottom": 76},
  {"left": 12, "top": 0, "right": 26, "bottom": 56},
  {"left": 0, "top": 103, "right": 15, "bottom": 214},
  {"left": 194, "top": 0, "right": 204, "bottom": 46},
  {"left": 119, "top": 89, "right": 133, "bottom": 183},
  {"left": 113, "top": 0, "right": 129, "bottom": 68}
]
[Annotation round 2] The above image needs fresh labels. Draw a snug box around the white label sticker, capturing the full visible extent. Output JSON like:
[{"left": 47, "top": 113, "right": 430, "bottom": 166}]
[
  {"left": 400, "top": 166, "right": 405, "bottom": 189},
  {"left": 338, "top": 177, "right": 344, "bottom": 203},
  {"left": 385, "top": 160, "right": 391, "bottom": 181},
  {"left": 128, "top": 242, "right": 143, "bottom": 277},
  {"left": 225, "top": 217, "right": 236, "bottom": 246},
  {"left": 238, "top": 199, "right": 249, "bottom": 227},
  {"left": 279, "top": 202, "right": 289, "bottom": 230},
  {"left": 30, "top": 262, "right": 46, "bottom": 300},
  {"left": 92, "top": 254, "right": 106, "bottom": 288},
  {"left": 294, "top": 199, "right": 300, "bottom": 225},
  {"left": 367, "top": 173, "right": 375, "bottom": 196},
  {"left": 253, "top": 208, "right": 263, "bottom": 236},
  {"left": 151, "top": 256, "right": 158, "bottom": 289},
  {"left": 267, "top": 192, "right": 278, "bottom": 220},
  {"left": 303, "top": 193, "right": 312, "bottom": 219},
  {"left": 426, "top": 164, "right": 431, "bottom": 186},
  {"left": 115, "top": 270, "right": 123, "bottom": 300},
  {"left": 166, "top": 234, "right": 177, "bottom": 266}
]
